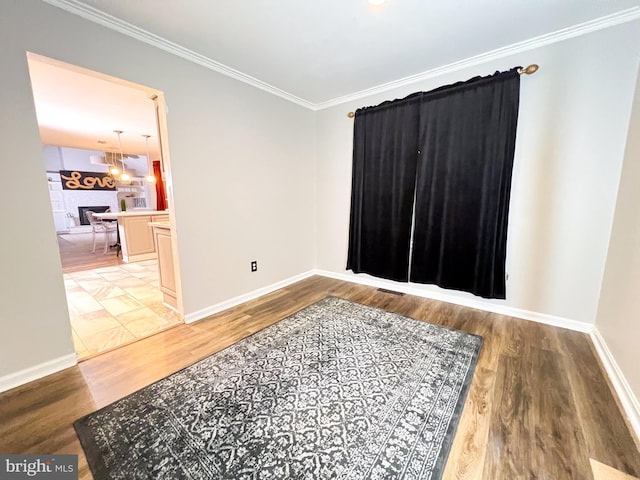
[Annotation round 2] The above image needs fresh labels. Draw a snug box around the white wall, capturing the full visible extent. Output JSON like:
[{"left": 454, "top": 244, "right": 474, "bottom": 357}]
[
  {"left": 44, "top": 146, "right": 119, "bottom": 223},
  {"left": 56, "top": 147, "right": 109, "bottom": 173},
  {"left": 43, "top": 145, "right": 63, "bottom": 171},
  {"left": 164, "top": 61, "right": 316, "bottom": 313},
  {"left": 2, "top": 0, "right": 639, "bottom": 388},
  {"left": 0, "top": 0, "right": 315, "bottom": 381},
  {"left": 595, "top": 64, "right": 640, "bottom": 404},
  {"left": 44, "top": 145, "right": 156, "bottom": 213},
  {"left": 315, "top": 20, "right": 640, "bottom": 327}
]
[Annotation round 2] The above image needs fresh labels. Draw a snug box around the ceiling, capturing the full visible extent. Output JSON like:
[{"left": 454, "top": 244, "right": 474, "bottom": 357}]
[
  {"left": 53, "top": 0, "right": 640, "bottom": 106},
  {"left": 29, "top": 0, "right": 640, "bottom": 158},
  {"left": 28, "top": 54, "right": 161, "bottom": 168}
]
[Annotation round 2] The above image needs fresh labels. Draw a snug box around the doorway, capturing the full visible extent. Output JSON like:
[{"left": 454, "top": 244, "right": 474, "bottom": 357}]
[{"left": 27, "top": 54, "right": 183, "bottom": 360}]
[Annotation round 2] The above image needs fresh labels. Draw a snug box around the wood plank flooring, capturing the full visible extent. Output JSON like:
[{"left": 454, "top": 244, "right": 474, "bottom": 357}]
[
  {"left": 57, "top": 233, "right": 123, "bottom": 274},
  {"left": 1, "top": 276, "right": 639, "bottom": 479}
]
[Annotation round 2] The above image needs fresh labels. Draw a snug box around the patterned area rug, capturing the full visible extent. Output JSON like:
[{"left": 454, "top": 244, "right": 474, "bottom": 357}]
[{"left": 75, "top": 296, "right": 482, "bottom": 479}]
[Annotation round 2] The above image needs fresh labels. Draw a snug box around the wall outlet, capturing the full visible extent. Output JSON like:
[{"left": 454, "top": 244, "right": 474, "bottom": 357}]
[{"left": 251, "top": 261, "right": 257, "bottom": 272}]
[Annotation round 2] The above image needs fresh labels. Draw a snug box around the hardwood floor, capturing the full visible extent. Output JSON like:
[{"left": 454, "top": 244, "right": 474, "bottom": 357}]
[
  {"left": 1, "top": 276, "right": 639, "bottom": 479},
  {"left": 57, "top": 233, "right": 123, "bottom": 274}
]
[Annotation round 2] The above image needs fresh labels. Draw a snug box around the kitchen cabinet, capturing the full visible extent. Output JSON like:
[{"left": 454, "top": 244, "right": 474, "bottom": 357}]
[
  {"left": 94, "top": 211, "right": 169, "bottom": 263},
  {"left": 119, "top": 213, "right": 169, "bottom": 262},
  {"left": 151, "top": 222, "right": 177, "bottom": 310}
]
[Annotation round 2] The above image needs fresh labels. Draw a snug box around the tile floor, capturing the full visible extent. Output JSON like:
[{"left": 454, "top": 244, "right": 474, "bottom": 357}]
[{"left": 64, "top": 259, "right": 182, "bottom": 359}]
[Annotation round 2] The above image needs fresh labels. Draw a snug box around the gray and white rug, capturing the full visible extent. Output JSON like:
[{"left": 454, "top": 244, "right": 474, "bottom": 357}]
[{"left": 75, "top": 296, "right": 482, "bottom": 479}]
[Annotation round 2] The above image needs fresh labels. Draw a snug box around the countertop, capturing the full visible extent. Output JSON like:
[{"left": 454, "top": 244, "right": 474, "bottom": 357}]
[
  {"left": 149, "top": 221, "right": 171, "bottom": 229},
  {"left": 94, "top": 210, "right": 170, "bottom": 219}
]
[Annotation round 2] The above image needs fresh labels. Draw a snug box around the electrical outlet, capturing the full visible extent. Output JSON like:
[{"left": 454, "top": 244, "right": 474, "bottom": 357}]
[{"left": 251, "top": 261, "right": 257, "bottom": 272}]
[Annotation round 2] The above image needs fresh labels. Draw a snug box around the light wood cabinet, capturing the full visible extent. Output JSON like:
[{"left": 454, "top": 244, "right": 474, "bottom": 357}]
[
  {"left": 121, "top": 216, "right": 155, "bottom": 256},
  {"left": 117, "top": 212, "right": 171, "bottom": 263},
  {"left": 151, "top": 223, "right": 177, "bottom": 310}
]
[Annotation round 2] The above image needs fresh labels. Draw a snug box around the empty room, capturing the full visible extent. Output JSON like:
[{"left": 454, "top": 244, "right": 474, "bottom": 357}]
[{"left": 1, "top": 1, "right": 640, "bottom": 479}]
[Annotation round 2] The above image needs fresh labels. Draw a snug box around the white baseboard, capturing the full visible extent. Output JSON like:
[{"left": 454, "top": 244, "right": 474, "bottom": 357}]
[
  {"left": 313, "top": 269, "right": 593, "bottom": 333},
  {"left": 183, "top": 271, "right": 316, "bottom": 324},
  {"left": 590, "top": 327, "right": 640, "bottom": 442},
  {"left": 0, "top": 353, "right": 77, "bottom": 394}
]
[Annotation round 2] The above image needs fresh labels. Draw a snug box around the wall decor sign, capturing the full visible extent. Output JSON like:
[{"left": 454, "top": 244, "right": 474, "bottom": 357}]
[{"left": 60, "top": 170, "right": 116, "bottom": 191}]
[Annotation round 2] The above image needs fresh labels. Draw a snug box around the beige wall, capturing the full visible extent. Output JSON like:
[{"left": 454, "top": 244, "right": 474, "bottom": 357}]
[
  {"left": 0, "top": 5, "right": 74, "bottom": 376},
  {"left": 315, "top": 20, "right": 640, "bottom": 327},
  {"left": 596, "top": 63, "right": 640, "bottom": 402},
  {"left": 0, "top": 0, "right": 315, "bottom": 379},
  {"left": 3, "top": 0, "right": 640, "bottom": 403}
]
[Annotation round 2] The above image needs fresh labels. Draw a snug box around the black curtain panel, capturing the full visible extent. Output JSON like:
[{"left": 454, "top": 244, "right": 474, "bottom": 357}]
[
  {"left": 410, "top": 70, "right": 520, "bottom": 298},
  {"left": 347, "top": 95, "right": 421, "bottom": 282},
  {"left": 347, "top": 69, "right": 520, "bottom": 299}
]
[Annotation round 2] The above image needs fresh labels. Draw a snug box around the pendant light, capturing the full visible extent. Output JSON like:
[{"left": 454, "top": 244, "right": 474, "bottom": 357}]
[
  {"left": 142, "top": 134, "right": 156, "bottom": 183},
  {"left": 109, "top": 155, "right": 120, "bottom": 176},
  {"left": 103, "top": 140, "right": 119, "bottom": 176},
  {"left": 114, "top": 130, "right": 130, "bottom": 182}
]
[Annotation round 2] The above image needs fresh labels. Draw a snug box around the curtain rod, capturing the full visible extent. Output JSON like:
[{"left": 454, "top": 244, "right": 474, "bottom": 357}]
[{"left": 346, "top": 64, "right": 539, "bottom": 118}]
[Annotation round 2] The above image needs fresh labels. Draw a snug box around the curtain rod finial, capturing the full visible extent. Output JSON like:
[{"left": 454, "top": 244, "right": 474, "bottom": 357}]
[
  {"left": 348, "top": 111, "right": 355, "bottom": 118},
  {"left": 518, "top": 64, "right": 539, "bottom": 75}
]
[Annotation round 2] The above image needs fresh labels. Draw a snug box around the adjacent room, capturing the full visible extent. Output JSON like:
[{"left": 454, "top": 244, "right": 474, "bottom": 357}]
[
  {"left": 1, "top": 1, "right": 640, "bottom": 479},
  {"left": 28, "top": 55, "right": 183, "bottom": 358}
]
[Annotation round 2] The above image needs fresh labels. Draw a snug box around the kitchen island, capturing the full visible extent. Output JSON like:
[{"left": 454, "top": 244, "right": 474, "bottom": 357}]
[
  {"left": 94, "top": 210, "right": 170, "bottom": 263},
  {"left": 150, "top": 221, "right": 178, "bottom": 310}
]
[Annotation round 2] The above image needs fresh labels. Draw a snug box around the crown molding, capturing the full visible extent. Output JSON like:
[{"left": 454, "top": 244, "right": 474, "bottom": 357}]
[
  {"left": 42, "top": 1, "right": 640, "bottom": 111},
  {"left": 312, "top": 6, "right": 640, "bottom": 110},
  {"left": 41, "top": 0, "right": 316, "bottom": 110}
]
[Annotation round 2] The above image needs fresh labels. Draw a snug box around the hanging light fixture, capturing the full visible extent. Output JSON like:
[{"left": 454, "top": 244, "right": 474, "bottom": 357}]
[
  {"left": 95, "top": 140, "right": 118, "bottom": 174},
  {"left": 114, "top": 130, "right": 130, "bottom": 182},
  {"left": 142, "top": 134, "right": 156, "bottom": 183},
  {"left": 110, "top": 131, "right": 122, "bottom": 176},
  {"left": 109, "top": 152, "right": 120, "bottom": 176}
]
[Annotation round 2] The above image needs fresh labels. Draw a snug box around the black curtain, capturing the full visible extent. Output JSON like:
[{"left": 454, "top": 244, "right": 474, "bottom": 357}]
[
  {"left": 347, "top": 69, "right": 520, "bottom": 299},
  {"left": 346, "top": 96, "right": 421, "bottom": 282},
  {"left": 410, "top": 70, "right": 520, "bottom": 298}
]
